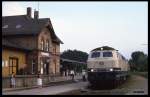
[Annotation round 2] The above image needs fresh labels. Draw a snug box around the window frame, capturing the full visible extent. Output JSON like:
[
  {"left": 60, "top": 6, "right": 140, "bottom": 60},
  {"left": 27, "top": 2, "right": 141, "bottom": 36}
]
[
  {"left": 91, "top": 52, "right": 101, "bottom": 58},
  {"left": 46, "top": 39, "right": 49, "bottom": 51},
  {"left": 103, "top": 51, "right": 113, "bottom": 57},
  {"left": 40, "top": 39, "right": 44, "bottom": 50},
  {"left": 9, "top": 57, "right": 18, "bottom": 75}
]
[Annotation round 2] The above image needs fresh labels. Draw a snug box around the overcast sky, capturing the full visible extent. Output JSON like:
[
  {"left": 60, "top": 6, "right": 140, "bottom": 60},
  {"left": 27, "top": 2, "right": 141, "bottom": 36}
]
[{"left": 2, "top": 1, "right": 148, "bottom": 59}]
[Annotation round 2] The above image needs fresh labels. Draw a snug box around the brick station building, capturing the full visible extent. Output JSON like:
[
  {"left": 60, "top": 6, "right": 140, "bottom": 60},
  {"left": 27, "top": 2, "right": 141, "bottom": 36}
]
[{"left": 2, "top": 7, "right": 63, "bottom": 77}]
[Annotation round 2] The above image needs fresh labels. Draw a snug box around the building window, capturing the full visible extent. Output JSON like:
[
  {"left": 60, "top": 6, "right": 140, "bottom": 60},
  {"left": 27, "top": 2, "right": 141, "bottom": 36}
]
[
  {"left": 40, "top": 58, "right": 43, "bottom": 74},
  {"left": 9, "top": 57, "right": 18, "bottom": 75},
  {"left": 53, "top": 59, "right": 56, "bottom": 74},
  {"left": 40, "top": 57, "right": 49, "bottom": 75},
  {"left": 55, "top": 47, "right": 57, "bottom": 54},
  {"left": 40, "top": 39, "right": 44, "bottom": 50},
  {"left": 46, "top": 40, "right": 49, "bottom": 51},
  {"left": 44, "top": 63, "right": 47, "bottom": 74},
  {"left": 31, "top": 60, "right": 36, "bottom": 74},
  {"left": 53, "top": 45, "right": 57, "bottom": 54}
]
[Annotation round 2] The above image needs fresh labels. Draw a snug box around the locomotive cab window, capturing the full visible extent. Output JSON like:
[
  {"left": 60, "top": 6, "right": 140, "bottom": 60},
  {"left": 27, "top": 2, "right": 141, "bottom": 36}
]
[
  {"left": 103, "top": 52, "right": 113, "bottom": 57},
  {"left": 91, "top": 52, "right": 100, "bottom": 58}
]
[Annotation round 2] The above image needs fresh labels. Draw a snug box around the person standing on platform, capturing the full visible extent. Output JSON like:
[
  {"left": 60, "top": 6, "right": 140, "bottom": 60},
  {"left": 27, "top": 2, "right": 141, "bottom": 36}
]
[
  {"left": 70, "top": 70, "right": 75, "bottom": 81},
  {"left": 11, "top": 72, "right": 16, "bottom": 88},
  {"left": 82, "top": 70, "right": 86, "bottom": 81},
  {"left": 37, "top": 71, "right": 42, "bottom": 88}
]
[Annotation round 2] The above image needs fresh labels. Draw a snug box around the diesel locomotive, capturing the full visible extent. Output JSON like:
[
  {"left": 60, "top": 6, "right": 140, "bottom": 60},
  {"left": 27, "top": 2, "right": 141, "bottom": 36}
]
[{"left": 87, "top": 46, "right": 130, "bottom": 87}]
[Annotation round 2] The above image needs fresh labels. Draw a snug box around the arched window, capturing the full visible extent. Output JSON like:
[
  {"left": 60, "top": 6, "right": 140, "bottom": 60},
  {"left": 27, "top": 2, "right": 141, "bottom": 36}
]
[
  {"left": 40, "top": 39, "right": 44, "bottom": 50},
  {"left": 46, "top": 40, "right": 49, "bottom": 51}
]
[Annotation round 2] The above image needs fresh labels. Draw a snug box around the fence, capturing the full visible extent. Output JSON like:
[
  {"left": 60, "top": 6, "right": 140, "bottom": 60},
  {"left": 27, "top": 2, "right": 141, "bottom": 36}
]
[{"left": 2, "top": 74, "right": 82, "bottom": 88}]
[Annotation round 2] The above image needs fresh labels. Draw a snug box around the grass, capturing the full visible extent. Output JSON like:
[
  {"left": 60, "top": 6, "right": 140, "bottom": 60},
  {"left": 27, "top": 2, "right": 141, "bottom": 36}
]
[{"left": 130, "top": 71, "right": 148, "bottom": 79}]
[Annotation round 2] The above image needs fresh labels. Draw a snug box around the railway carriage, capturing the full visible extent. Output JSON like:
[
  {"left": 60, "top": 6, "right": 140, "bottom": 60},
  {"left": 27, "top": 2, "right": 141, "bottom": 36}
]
[{"left": 87, "top": 46, "right": 130, "bottom": 87}]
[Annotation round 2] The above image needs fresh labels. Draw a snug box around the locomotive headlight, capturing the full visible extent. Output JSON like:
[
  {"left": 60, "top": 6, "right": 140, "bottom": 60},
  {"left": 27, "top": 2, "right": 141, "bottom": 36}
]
[
  {"left": 109, "top": 68, "right": 113, "bottom": 71},
  {"left": 91, "top": 69, "right": 94, "bottom": 72}
]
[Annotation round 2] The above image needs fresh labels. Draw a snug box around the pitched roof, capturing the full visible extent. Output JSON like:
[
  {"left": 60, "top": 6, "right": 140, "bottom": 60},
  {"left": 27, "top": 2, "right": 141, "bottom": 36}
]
[
  {"left": 61, "top": 58, "right": 86, "bottom": 64},
  {"left": 2, "top": 15, "right": 63, "bottom": 44},
  {"left": 2, "top": 38, "right": 32, "bottom": 51}
]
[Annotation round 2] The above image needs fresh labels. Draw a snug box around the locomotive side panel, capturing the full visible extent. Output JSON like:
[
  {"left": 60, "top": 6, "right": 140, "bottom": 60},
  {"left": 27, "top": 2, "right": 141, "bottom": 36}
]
[{"left": 117, "top": 53, "right": 129, "bottom": 72}]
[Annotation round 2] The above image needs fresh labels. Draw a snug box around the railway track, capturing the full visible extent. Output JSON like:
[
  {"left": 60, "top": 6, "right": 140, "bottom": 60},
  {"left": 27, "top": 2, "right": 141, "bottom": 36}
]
[
  {"left": 59, "top": 81, "right": 128, "bottom": 95},
  {"left": 58, "top": 75, "right": 148, "bottom": 95}
]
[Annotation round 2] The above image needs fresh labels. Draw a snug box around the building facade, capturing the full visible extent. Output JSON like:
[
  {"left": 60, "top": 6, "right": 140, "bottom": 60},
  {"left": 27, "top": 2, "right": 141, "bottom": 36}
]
[
  {"left": 2, "top": 47, "right": 26, "bottom": 77},
  {"left": 2, "top": 7, "right": 63, "bottom": 77}
]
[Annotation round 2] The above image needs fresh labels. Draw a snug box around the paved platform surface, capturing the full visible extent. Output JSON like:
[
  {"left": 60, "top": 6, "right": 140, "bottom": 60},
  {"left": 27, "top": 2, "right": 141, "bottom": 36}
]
[
  {"left": 3, "top": 81, "right": 88, "bottom": 95},
  {"left": 3, "top": 75, "right": 82, "bottom": 92}
]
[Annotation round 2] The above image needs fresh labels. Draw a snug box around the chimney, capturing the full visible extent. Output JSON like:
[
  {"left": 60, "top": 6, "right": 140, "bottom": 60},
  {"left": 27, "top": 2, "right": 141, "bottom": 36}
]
[
  {"left": 27, "top": 7, "right": 32, "bottom": 18},
  {"left": 34, "top": 10, "right": 39, "bottom": 20}
]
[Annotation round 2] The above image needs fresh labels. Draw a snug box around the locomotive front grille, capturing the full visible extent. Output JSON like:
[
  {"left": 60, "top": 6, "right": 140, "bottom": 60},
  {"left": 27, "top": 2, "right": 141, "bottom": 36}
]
[
  {"left": 88, "top": 68, "right": 109, "bottom": 72},
  {"left": 88, "top": 71, "right": 116, "bottom": 81}
]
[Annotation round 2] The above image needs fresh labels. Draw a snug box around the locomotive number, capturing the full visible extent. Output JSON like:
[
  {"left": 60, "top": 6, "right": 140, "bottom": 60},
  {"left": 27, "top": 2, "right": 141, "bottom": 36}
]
[{"left": 99, "top": 61, "right": 104, "bottom": 65}]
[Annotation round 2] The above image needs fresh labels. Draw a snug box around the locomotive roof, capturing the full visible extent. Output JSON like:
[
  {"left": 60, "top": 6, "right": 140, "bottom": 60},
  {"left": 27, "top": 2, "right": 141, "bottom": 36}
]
[{"left": 91, "top": 46, "right": 116, "bottom": 51}]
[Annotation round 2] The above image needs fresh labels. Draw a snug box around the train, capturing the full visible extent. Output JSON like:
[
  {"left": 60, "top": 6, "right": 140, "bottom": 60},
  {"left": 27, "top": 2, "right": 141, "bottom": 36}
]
[{"left": 87, "top": 46, "right": 130, "bottom": 88}]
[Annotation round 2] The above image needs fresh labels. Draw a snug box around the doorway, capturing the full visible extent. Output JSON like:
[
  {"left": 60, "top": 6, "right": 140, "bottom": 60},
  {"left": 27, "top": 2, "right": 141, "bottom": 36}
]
[{"left": 9, "top": 57, "right": 18, "bottom": 75}]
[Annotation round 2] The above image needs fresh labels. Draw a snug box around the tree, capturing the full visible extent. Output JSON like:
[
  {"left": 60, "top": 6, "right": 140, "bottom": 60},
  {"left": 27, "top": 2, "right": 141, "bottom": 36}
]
[
  {"left": 61, "top": 49, "right": 88, "bottom": 72},
  {"left": 129, "top": 51, "right": 148, "bottom": 72},
  {"left": 61, "top": 49, "right": 88, "bottom": 62}
]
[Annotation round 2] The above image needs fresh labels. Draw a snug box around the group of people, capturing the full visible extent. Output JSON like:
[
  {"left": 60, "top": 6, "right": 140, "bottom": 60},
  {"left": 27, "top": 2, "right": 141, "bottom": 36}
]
[{"left": 69, "top": 69, "right": 87, "bottom": 81}]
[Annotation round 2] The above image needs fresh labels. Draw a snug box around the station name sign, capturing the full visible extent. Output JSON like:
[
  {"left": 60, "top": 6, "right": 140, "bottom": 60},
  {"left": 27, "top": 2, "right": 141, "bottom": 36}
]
[{"left": 41, "top": 52, "right": 50, "bottom": 57}]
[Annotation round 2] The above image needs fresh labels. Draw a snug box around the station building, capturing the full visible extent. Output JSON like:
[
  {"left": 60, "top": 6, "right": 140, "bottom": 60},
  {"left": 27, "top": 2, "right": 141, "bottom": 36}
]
[{"left": 2, "top": 7, "right": 63, "bottom": 77}]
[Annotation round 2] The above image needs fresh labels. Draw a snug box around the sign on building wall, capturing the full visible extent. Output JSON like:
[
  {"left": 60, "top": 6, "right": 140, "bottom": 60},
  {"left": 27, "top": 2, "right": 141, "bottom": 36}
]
[{"left": 41, "top": 52, "right": 50, "bottom": 57}]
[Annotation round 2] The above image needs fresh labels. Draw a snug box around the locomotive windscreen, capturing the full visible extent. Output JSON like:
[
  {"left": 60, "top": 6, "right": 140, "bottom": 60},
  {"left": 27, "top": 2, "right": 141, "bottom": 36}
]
[
  {"left": 91, "top": 52, "right": 100, "bottom": 58},
  {"left": 103, "top": 52, "right": 113, "bottom": 57}
]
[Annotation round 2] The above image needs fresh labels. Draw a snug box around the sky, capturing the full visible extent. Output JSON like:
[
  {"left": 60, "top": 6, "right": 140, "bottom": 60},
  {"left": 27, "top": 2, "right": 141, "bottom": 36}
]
[{"left": 2, "top": 1, "right": 148, "bottom": 59}]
